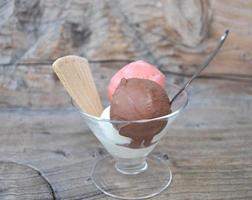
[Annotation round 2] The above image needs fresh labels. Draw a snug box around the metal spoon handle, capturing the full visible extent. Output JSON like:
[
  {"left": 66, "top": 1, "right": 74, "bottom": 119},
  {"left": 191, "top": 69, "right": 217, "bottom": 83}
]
[{"left": 170, "top": 30, "right": 229, "bottom": 104}]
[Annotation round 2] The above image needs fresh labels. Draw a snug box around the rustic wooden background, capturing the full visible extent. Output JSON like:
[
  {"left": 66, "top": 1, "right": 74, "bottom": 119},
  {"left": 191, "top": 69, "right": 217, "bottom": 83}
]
[{"left": 0, "top": 0, "right": 252, "bottom": 199}]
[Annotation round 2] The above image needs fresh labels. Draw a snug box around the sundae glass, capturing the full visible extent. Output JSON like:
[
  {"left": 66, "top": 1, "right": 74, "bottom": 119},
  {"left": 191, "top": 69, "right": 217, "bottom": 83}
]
[
  {"left": 53, "top": 30, "right": 228, "bottom": 199},
  {"left": 74, "top": 82, "right": 188, "bottom": 199}
]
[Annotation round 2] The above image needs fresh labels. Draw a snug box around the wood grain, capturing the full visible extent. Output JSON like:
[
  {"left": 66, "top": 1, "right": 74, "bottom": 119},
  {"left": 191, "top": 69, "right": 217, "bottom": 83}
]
[
  {"left": 1, "top": 0, "right": 252, "bottom": 108},
  {"left": 0, "top": 78, "right": 251, "bottom": 199},
  {"left": 0, "top": 0, "right": 252, "bottom": 199},
  {"left": 0, "top": 161, "right": 55, "bottom": 200}
]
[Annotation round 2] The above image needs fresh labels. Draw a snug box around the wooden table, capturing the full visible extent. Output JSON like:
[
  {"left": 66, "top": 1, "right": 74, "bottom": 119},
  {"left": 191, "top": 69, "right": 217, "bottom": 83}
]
[{"left": 0, "top": 72, "right": 251, "bottom": 200}]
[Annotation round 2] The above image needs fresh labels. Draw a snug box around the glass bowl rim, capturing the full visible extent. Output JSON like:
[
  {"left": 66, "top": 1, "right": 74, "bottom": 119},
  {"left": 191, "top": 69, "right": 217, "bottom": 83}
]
[{"left": 73, "top": 83, "right": 189, "bottom": 124}]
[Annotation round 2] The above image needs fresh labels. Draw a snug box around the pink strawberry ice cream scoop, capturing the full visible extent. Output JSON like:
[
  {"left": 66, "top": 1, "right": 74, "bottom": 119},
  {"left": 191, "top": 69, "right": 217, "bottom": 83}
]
[{"left": 108, "top": 60, "right": 165, "bottom": 101}]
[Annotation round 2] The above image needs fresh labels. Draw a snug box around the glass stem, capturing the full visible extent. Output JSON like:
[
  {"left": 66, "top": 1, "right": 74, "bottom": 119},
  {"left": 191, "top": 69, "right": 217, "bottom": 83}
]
[{"left": 114, "top": 157, "right": 148, "bottom": 175}]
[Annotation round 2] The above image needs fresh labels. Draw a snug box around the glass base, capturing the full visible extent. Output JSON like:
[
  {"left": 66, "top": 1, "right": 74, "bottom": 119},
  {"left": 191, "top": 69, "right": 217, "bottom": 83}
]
[{"left": 91, "top": 155, "right": 172, "bottom": 199}]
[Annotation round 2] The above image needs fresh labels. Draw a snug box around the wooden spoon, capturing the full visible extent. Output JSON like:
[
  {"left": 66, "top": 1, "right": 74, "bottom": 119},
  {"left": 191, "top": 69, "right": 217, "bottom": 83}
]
[{"left": 52, "top": 55, "right": 103, "bottom": 116}]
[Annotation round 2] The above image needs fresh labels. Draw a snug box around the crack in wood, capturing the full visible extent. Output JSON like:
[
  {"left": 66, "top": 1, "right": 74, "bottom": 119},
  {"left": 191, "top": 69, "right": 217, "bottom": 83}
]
[
  {"left": 0, "top": 161, "right": 56, "bottom": 200},
  {"left": 1, "top": 60, "right": 251, "bottom": 82},
  {"left": 162, "top": 70, "right": 252, "bottom": 83}
]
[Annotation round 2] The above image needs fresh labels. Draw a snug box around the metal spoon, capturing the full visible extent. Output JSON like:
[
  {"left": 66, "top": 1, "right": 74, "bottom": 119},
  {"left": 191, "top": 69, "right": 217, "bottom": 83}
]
[{"left": 170, "top": 30, "right": 229, "bottom": 104}]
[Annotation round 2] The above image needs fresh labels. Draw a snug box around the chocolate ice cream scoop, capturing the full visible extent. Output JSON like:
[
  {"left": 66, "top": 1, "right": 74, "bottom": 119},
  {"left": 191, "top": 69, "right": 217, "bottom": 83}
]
[{"left": 110, "top": 78, "right": 171, "bottom": 148}]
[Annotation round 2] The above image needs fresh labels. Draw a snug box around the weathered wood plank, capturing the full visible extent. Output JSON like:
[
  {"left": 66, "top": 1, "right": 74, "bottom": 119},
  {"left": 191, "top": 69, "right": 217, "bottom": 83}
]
[
  {"left": 1, "top": 0, "right": 252, "bottom": 108},
  {"left": 0, "top": 0, "right": 252, "bottom": 199},
  {"left": 0, "top": 78, "right": 251, "bottom": 199},
  {"left": 0, "top": 161, "right": 55, "bottom": 200}
]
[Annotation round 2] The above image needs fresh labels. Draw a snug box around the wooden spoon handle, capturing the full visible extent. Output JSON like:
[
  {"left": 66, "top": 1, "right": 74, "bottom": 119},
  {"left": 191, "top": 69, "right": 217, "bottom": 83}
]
[{"left": 52, "top": 55, "right": 103, "bottom": 116}]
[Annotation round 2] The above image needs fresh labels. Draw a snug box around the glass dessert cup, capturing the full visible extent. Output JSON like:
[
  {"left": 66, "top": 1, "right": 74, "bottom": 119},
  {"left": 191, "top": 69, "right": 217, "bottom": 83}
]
[{"left": 74, "top": 83, "right": 188, "bottom": 199}]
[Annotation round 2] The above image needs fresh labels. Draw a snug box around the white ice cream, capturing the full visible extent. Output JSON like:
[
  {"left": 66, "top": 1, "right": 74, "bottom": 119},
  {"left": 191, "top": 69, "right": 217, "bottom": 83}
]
[{"left": 84, "top": 106, "right": 173, "bottom": 159}]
